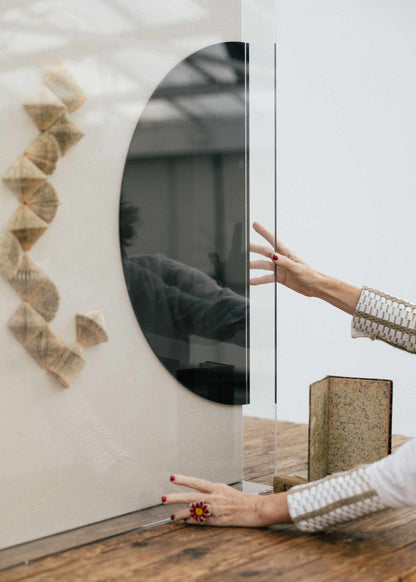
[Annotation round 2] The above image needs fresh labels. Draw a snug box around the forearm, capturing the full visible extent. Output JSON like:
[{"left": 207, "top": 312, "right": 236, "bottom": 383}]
[
  {"left": 256, "top": 491, "right": 292, "bottom": 526},
  {"left": 312, "top": 271, "right": 361, "bottom": 315}
]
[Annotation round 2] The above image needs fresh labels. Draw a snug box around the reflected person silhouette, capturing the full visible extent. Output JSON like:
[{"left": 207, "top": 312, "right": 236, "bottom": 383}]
[{"left": 119, "top": 201, "right": 248, "bottom": 404}]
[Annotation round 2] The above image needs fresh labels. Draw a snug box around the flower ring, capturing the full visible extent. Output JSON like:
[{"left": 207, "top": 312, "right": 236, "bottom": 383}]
[{"left": 189, "top": 501, "right": 211, "bottom": 523}]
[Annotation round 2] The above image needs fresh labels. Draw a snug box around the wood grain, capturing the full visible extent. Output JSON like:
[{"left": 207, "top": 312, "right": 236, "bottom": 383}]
[{"left": 0, "top": 418, "right": 414, "bottom": 582}]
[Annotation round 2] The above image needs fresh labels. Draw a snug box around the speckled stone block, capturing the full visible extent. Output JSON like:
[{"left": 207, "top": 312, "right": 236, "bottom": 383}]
[{"left": 308, "top": 376, "right": 392, "bottom": 481}]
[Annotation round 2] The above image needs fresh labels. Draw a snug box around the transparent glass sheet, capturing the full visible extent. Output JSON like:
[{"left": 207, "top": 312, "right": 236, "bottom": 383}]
[
  {"left": 273, "top": 40, "right": 279, "bottom": 479},
  {"left": 240, "top": 0, "right": 277, "bottom": 491}
]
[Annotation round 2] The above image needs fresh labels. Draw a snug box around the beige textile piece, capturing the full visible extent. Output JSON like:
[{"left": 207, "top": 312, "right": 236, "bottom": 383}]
[
  {"left": 8, "top": 302, "right": 46, "bottom": 346},
  {"left": 9, "top": 254, "right": 48, "bottom": 297},
  {"left": 24, "top": 133, "right": 61, "bottom": 175},
  {"left": 76, "top": 311, "right": 109, "bottom": 346},
  {"left": 2, "top": 61, "right": 108, "bottom": 389},
  {"left": 3, "top": 156, "right": 47, "bottom": 200},
  {"left": 24, "top": 279, "right": 60, "bottom": 323},
  {"left": 9, "top": 256, "right": 60, "bottom": 322},
  {"left": 25, "top": 182, "right": 60, "bottom": 224},
  {"left": 0, "top": 231, "right": 23, "bottom": 280},
  {"left": 44, "top": 61, "right": 86, "bottom": 113},
  {"left": 25, "top": 326, "right": 64, "bottom": 369},
  {"left": 24, "top": 84, "right": 67, "bottom": 131},
  {"left": 48, "top": 343, "right": 86, "bottom": 388},
  {"left": 46, "top": 113, "right": 84, "bottom": 156},
  {"left": 7, "top": 206, "right": 48, "bottom": 251}
]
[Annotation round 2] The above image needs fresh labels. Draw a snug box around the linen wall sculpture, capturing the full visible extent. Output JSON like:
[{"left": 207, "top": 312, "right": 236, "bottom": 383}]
[{"left": 1, "top": 62, "right": 108, "bottom": 388}]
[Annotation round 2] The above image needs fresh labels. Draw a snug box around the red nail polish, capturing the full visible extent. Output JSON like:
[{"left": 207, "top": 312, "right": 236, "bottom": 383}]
[
  {"left": 272, "top": 253, "right": 278, "bottom": 261},
  {"left": 161, "top": 496, "right": 167, "bottom": 503},
  {"left": 170, "top": 514, "right": 175, "bottom": 521},
  {"left": 170, "top": 475, "right": 175, "bottom": 482}
]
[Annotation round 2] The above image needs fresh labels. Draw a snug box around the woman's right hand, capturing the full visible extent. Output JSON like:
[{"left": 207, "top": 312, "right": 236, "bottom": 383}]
[
  {"left": 250, "top": 222, "right": 361, "bottom": 315},
  {"left": 250, "top": 222, "right": 320, "bottom": 298}
]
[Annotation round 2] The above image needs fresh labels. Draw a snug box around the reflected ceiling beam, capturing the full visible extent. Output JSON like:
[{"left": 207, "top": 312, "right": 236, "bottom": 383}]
[
  {"left": 183, "top": 57, "right": 244, "bottom": 106},
  {"left": 192, "top": 53, "right": 246, "bottom": 75},
  {"left": 128, "top": 117, "right": 245, "bottom": 159},
  {"left": 186, "top": 56, "right": 221, "bottom": 84},
  {"left": 153, "top": 81, "right": 245, "bottom": 100},
  {"left": 187, "top": 56, "right": 245, "bottom": 106},
  {"left": 164, "top": 98, "right": 200, "bottom": 123}
]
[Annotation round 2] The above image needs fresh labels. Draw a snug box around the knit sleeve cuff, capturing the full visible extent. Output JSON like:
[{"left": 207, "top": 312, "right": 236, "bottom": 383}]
[
  {"left": 287, "top": 465, "right": 389, "bottom": 533},
  {"left": 351, "top": 287, "right": 416, "bottom": 353}
]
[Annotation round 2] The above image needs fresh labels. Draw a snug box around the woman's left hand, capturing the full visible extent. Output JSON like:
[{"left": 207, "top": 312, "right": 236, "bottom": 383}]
[{"left": 162, "top": 474, "right": 290, "bottom": 527}]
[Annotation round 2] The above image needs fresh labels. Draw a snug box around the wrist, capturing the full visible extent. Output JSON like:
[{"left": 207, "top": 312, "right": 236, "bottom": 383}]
[
  {"left": 312, "top": 272, "right": 361, "bottom": 315},
  {"left": 255, "top": 492, "right": 291, "bottom": 526},
  {"left": 309, "top": 270, "right": 329, "bottom": 299}
]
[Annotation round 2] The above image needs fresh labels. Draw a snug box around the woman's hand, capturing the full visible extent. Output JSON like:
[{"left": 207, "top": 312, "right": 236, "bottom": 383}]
[
  {"left": 250, "top": 222, "right": 361, "bottom": 315},
  {"left": 250, "top": 222, "right": 319, "bottom": 297},
  {"left": 162, "top": 474, "right": 291, "bottom": 527}
]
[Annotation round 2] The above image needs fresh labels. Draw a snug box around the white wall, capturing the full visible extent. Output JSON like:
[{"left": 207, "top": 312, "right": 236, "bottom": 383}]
[{"left": 246, "top": 0, "right": 416, "bottom": 437}]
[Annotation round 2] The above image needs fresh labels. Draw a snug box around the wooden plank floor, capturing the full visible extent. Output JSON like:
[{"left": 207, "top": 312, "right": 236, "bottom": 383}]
[{"left": 1, "top": 418, "right": 415, "bottom": 582}]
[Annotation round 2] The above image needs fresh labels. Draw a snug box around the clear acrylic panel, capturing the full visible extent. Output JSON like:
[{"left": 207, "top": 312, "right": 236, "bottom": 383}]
[
  {"left": 0, "top": 0, "right": 277, "bottom": 559},
  {"left": 242, "top": 0, "right": 278, "bottom": 490}
]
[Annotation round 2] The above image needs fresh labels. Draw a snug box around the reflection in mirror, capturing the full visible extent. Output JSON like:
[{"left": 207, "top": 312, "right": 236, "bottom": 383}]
[{"left": 120, "top": 42, "right": 249, "bottom": 404}]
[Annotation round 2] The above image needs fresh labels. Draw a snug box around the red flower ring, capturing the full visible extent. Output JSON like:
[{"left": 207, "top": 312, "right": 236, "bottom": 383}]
[{"left": 189, "top": 501, "right": 211, "bottom": 523}]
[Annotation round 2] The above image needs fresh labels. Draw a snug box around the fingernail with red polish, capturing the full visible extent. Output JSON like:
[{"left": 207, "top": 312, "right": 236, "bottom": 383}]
[
  {"left": 170, "top": 514, "right": 175, "bottom": 521},
  {"left": 170, "top": 475, "right": 175, "bottom": 482},
  {"left": 161, "top": 496, "right": 167, "bottom": 503},
  {"left": 273, "top": 253, "right": 278, "bottom": 261}
]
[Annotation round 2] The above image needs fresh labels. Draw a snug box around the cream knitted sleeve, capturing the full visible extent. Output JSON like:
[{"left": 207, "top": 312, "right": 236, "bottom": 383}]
[
  {"left": 351, "top": 286, "right": 416, "bottom": 352},
  {"left": 287, "top": 286, "right": 416, "bottom": 532},
  {"left": 287, "top": 438, "right": 416, "bottom": 532},
  {"left": 287, "top": 466, "right": 389, "bottom": 532}
]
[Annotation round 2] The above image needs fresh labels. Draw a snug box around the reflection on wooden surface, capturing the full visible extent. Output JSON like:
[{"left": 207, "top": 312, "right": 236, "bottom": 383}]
[{"left": 1, "top": 418, "right": 414, "bottom": 580}]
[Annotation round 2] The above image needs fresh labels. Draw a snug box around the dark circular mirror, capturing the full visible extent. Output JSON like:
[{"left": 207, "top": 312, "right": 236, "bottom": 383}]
[{"left": 119, "top": 42, "right": 249, "bottom": 404}]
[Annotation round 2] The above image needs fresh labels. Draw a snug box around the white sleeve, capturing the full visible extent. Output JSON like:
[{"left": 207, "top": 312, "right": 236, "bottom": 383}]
[
  {"left": 351, "top": 286, "right": 416, "bottom": 507},
  {"left": 287, "top": 440, "right": 416, "bottom": 532},
  {"left": 351, "top": 286, "right": 416, "bottom": 353},
  {"left": 287, "top": 286, "right": 416, "bottom": 533},
  {"left": 368, "top": 438, "right": 416, "bottom": 508},
  {"left": 287, "top": 465, "right": 388, "bottom": 532}
]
